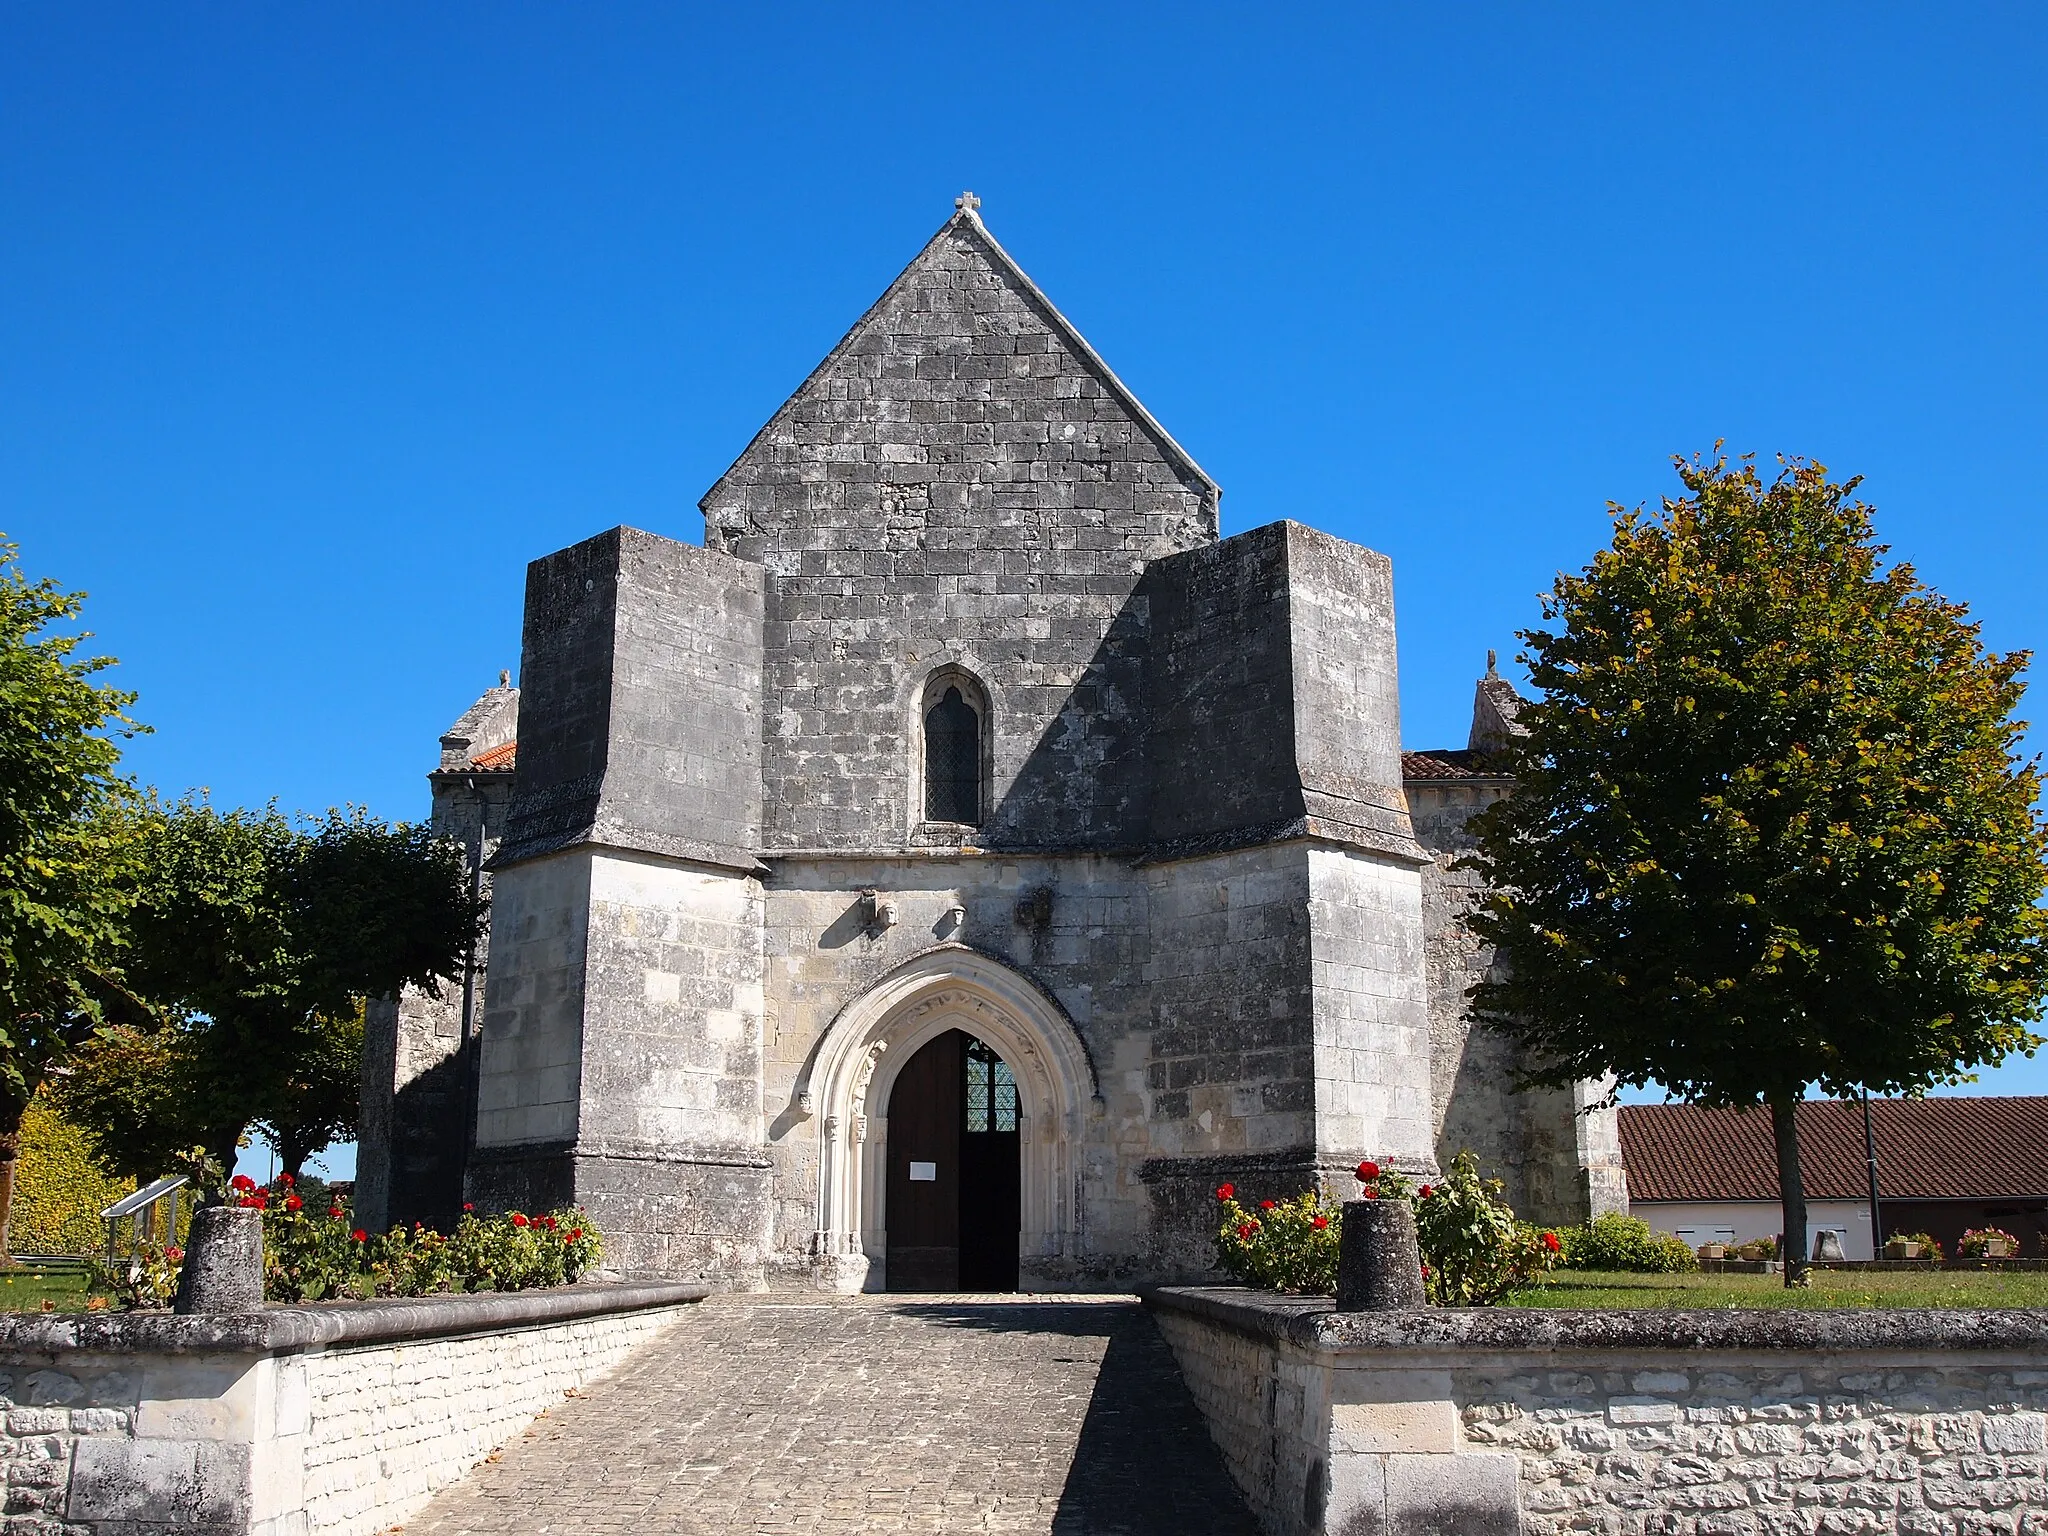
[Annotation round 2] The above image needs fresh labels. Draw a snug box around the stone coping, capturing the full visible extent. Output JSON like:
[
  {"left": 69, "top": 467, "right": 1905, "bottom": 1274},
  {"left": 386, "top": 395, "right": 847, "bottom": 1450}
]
[
  {"left": 1143, "top": 1285, "right": 2048, "bottom": 1353},
  {"left": 0, "top": 1279, "right": 708, "bottom": 1356}
]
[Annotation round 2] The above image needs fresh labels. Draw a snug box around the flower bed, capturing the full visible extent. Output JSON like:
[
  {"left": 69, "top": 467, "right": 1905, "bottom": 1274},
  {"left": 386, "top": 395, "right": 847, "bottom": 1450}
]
[
  {"left": 1211, "top": 1151, "right": 1565, "bottom": 1306},
  {"left": 110, "top": 1175, "right": 604, "bottom": 1307}
]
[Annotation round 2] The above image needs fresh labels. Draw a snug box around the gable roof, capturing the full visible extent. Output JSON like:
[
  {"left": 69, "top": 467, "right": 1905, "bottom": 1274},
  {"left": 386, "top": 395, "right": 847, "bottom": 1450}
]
[
  {"left": 1620, "top": 1097, "right": 2048, "bottom": 1203},
  {"left": 1401, "top": 749, "right": 1510, "bottom": 781},
  {"left": 698, "top": 200, "right": 1218, "bottom": 522}
]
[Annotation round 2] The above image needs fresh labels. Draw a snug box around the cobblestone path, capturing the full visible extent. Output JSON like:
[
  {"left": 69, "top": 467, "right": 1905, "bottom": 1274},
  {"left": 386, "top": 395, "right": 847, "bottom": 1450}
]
[{"left": 407, "top": 1294, "right": 1258, "bottom": 1535}]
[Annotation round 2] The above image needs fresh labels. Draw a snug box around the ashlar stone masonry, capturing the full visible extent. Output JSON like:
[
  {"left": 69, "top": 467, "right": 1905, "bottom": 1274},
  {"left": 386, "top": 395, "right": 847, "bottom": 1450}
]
[{"left": 358, "top": 198, "right": 1624, "bottom": 1287}]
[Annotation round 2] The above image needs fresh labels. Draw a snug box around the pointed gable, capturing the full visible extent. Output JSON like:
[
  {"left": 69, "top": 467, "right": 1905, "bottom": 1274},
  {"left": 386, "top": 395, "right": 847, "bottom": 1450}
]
[{"left": 699, "top": 202, "right": 1218, "bottom": 569}]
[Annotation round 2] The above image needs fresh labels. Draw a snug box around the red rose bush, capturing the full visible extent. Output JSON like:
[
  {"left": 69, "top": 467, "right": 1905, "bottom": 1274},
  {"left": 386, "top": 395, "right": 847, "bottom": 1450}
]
[
  {"left": 1210, "top": 1150, "right": 1562, "bottom": 1306},
  {"left": 256, "top": 1181, "right": 604, "bottom": 1302}
]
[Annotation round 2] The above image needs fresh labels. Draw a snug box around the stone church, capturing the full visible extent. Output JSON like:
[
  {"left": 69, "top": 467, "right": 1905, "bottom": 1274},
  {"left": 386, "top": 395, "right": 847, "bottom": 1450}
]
[{"left": 357, "top": 196, "right": 1626, "bottom": 1290}]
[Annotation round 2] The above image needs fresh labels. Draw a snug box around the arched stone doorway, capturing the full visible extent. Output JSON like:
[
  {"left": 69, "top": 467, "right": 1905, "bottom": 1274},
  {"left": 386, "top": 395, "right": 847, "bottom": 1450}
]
[{"left": 799, "top": 945, "right": 1096, "bottom": 1294}]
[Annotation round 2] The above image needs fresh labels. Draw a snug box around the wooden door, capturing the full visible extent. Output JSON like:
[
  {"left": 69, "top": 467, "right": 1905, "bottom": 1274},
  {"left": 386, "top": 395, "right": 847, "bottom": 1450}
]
[
  {"left": 959, "top": 1036, "right": 1021, "bottom": 1291},
  {"left": 886, "top": 1031, "right": 962, "bottom": 1290}
]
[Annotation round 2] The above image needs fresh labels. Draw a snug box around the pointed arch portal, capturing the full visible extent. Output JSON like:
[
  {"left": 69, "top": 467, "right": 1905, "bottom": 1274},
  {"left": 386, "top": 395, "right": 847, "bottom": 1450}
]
[{"left": 800, "top": 946, "right": 1097, "bottom": 1294}]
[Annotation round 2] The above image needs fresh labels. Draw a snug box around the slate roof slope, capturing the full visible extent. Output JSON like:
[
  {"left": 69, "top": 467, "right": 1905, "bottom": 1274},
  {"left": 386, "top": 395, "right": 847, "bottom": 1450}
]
[{"left": 1620, "top": 1097, "right": 2048, "bottom": 1202}]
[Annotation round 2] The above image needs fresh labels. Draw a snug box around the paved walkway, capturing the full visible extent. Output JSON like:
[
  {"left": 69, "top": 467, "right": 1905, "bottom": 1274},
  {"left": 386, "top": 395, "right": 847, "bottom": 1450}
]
[{"left": 408, "top": 1294, "right": 1258, "bottom": 1535}]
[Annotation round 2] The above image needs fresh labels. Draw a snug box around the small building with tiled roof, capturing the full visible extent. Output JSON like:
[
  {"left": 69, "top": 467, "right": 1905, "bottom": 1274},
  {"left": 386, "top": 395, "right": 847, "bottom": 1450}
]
[{"left": 1620, "top": 1096, "right": 2048, "bottom": 1260}]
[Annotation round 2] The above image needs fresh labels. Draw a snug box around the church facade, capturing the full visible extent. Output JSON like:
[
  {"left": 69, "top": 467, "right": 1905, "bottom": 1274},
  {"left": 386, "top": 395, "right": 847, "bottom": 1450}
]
[{"left": 357, "top": 198, "right": 1625, "bottom": 1289}]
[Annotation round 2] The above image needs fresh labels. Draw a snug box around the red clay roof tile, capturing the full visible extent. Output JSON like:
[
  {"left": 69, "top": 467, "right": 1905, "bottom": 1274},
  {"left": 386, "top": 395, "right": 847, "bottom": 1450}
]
[
  {"left": 1619, "top": 1097, "right": 2048, "bottom": 1202},
  {"left": 467, "top": 741, "right": 517, "bottom": 771}
]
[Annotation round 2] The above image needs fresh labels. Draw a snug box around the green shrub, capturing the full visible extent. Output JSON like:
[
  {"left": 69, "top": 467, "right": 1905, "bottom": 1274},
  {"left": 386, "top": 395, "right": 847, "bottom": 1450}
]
[
  {"left": 1413, "top": 1152, "right": 1561, "bottom": 1306},
  {"left": 219, "top": 1176, "right": 604, "bottom": 1303},
  {"left": 1213, "top": 1185, "right": 1340, "bottom": 1293},
  {"left": 1560, "top": 1213, "right": 1700, "bottom": 1273},
  {"left": 1213, "top": 1154, "right": 1563, "bottom": 1306},
  {"left": 11, "top": 1095, "right": 134, "bottom": 1256}
]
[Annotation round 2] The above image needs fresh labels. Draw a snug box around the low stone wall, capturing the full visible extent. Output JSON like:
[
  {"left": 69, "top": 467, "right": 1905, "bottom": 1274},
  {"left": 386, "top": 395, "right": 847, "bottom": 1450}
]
[
  {"left": 0, "top": 1279, "right": 705, "bottom": 1535},
  {"left": 1147, "top": 1287, "right": 2048, "bottom": 1536}
]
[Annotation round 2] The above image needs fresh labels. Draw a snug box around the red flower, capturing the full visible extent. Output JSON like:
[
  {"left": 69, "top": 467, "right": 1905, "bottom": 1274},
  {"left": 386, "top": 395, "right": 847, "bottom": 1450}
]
[
  {"left": 511, "top": 1212, "right": 529, "bottom": 1228},
  {"left": 1355, "top": 1160, "right": 1380, "bottom": 1184},
  {"left": 329, "top": 1206, "right": 345, "bottom": 1220},
  {"left": 568, "top": 1230, "right": 583, "bottom": 1243},
  {"left": 230, "top": 1174, "right": 256, "bottom": 1193},
  {"left": 1361, "top": 1186, "right": 1378, "bottom": 1201},
  {"left": 1259, "top": 1200, "right": 1277, "bottom": 1211},
  {"left": 280, "top": 1173, "right": 295, "bottom": 1187},
  {"left": 284, "top": 1194, "right": 303, "bottom": 1212},
  {"left": 1236, "top": 1223, "right": 1258, "bottom": 1240},
  {"left": 1420, "top": 1264, "right": 1431, "bottom": 1278},
  {"left": 463, "top": 1203, "right": 475, "bottom": 1213},
  {"left": 1541, "top": 1231, "right": 1561, "bottom": 1253},
  {"left": 238, "top": 1192, "right": 268, "bottom": 1210},
  {"left": 1215, "top": 1183, "right": 1235, "bottom": 1201},
  {"left": 166, "top": 1246, "right": 184, "bottom": 1263},
  {"left": 1419, "top": 1185, "right": 1434, "bottom": 1199},
  {"left": 351, "top": 1229, "right": 367, "bottom": 1242},
  {"left": 1312, "top": 1215, "right": 1330, "bottom": 1231}
]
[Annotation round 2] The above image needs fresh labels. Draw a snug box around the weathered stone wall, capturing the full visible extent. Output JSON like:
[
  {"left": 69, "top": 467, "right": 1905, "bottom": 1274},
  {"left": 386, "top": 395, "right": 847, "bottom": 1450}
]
[
  {"left": 1407, "top": 776, "right": 1626, "bottom": 1226},
  {"left": 356, "top": 683, "right": 516, "bottom": 1234},
  {"left": 758, "top": 839, "right": 1435, "bottom": 1289},
  {"left": 497, "top": 525, "right": 764, "bottom": 870},
  {"left": 1149, "top": 1287, "right": 2048, "bottom": 1536},
  {"left": 289, "top": 1304, "right": 681, "bottom": 1536},
  {"left": 700, "top": 208, "right": 1216, "bottom": 855},
  {"left": 0, "top": 1285, "right": 702, "bottom": 1536},
  {"left": 1461, "top": 1354, "right": 2048, "bottom": 1535},
  {"left": 472, "top": 850, "right": 593, "bottom": 1160},
  {"left": 1304, "top": 847, "right": 1433, "bottom": 1174},
  {"left": 472, "top": 849, "right": 772, "bottom": 1281}
]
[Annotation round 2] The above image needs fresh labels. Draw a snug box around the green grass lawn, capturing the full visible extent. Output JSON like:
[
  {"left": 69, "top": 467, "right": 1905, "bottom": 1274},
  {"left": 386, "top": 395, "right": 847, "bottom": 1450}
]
[
  {"left": 1507, "top": 1268, "right": 2048, "bottom": 1310},
  {"left": 0, "top": 1267, "right": 103, "bottom": 1312}
]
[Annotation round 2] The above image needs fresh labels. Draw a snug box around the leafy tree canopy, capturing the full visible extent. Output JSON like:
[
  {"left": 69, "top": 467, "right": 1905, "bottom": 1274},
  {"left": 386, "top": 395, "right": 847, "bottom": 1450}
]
[
  {"left": 0, "top": 538, "right": 153, "bottom": 1258},
  {"left": 89, "top": 800, "right": 480, "bottom": 1173},
  {"left": 1469, "top": 455, "right": 2047, "bottom": 1106},
  {"left": 0, "top": 538, "right": 149, "bottom": 1103}
]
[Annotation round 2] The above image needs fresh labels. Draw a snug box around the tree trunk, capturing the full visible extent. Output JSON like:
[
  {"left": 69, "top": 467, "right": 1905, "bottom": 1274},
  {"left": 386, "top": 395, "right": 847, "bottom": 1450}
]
[
  {"left": 279, "top": 1133, "right": 311, "bottom": 1182},
  {"left": 1769, "top": 1095, "right": 1812, "bottom": 1289},
  {"left": 0, "top": 1097, "right": 25, "bottom": 1265}
]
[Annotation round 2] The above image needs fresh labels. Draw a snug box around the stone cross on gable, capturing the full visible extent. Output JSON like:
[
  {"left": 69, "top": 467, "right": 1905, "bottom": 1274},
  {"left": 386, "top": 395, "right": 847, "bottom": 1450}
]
[{"left": 954, "top": 190, "right": 981, "bottom": 213}]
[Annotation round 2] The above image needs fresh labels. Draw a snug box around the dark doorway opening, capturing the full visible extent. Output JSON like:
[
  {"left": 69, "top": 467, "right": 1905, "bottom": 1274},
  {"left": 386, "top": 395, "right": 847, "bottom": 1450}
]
[{"left": 885, "top": 1029, "right": 1021, "bottom": 1292}]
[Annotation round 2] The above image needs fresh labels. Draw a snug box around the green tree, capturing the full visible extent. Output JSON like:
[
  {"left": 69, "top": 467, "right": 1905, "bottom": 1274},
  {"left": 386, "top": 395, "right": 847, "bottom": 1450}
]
[
  {"left": 1468, "top": 455, "right": 2048, "bottom": 1285},
  {"left": 254, "top": 1003, "right": 365, "bottom": 1179},
  {"left": 92, "top": 801, "right": 480, "bottom": 1180},
  {"left": 47, "top": 1024, "right": 202, "bottom": 1183},
  {"left": 0, "top": 538, "right": 150, "bottom": 1258}
]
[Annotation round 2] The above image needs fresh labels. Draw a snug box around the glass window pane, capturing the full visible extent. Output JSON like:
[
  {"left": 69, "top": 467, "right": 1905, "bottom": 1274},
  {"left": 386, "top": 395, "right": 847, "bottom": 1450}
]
[
  {"left": 924, "top": 686, "right": 981, "bottom": 824},
  {"left": 995, "top": 1060, "right": 1017, "bottom": 1133}
]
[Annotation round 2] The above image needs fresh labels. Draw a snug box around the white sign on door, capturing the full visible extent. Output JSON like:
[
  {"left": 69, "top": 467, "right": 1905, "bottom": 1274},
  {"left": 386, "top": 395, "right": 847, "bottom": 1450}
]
[{"left": 909, "top": 1161, "right": 937, "bottom": 1182}]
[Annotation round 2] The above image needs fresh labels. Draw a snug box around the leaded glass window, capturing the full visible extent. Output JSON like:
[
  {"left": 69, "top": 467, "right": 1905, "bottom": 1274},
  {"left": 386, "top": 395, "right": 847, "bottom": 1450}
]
[
  {"left": 964, "top": 1036, "right": 1018, "bottom": 1134},
  {"left": 924, "top": 685, "right": 981, "bottom": 824}
]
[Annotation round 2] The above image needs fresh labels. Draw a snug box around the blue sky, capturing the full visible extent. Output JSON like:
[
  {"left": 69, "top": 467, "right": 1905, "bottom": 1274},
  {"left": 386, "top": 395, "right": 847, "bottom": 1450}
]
[{"left": 6, "top": 5, "right": 2046, "bottom": 1140}]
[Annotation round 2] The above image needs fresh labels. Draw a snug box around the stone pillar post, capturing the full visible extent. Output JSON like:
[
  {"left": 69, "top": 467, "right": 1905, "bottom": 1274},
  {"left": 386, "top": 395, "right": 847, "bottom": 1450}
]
[
  {"left": 173, "top": 1206, "right": 266, "bottom": 1315},
  {"left": 1335, "top": 1198, "right": 1426, "bottom": 1311}
]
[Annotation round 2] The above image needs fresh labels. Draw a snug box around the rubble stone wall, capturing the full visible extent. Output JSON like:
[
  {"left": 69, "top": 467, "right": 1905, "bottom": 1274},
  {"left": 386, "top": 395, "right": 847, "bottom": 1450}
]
[
  {"left": 0, "top": 1284, "right": 703, "bottom": 1536},
  {"left": 1149, "top": 1286, "right": 2048, "bottom": 1536}
]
